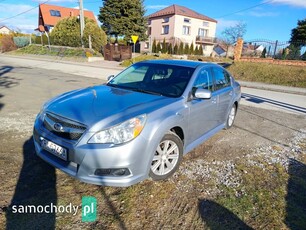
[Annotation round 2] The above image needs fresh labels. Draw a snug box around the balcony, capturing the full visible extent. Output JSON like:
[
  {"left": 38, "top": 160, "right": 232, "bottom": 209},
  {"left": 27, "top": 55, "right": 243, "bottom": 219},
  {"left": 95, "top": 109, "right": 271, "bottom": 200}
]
[{"left": 196, "top": 36, "right": 217, "bottom": 45}]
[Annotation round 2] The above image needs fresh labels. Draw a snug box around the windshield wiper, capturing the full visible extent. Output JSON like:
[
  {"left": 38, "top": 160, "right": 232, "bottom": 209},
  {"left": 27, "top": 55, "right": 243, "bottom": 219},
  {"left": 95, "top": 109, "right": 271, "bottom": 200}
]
[{"left": 130, "top": 88, "right": 163, "bottom": 96}]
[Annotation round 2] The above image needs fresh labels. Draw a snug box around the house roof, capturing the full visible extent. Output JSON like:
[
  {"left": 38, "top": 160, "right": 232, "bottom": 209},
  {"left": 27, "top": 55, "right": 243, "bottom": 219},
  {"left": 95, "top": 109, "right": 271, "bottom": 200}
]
[
  {"left": 38, "top": 4, "right": 97, "bottom": 28},
  {"left": 0, "top": 25, "right": 11, "bottom": 31},
  {"left": 148, "top": 4, "right": 217, "bottom": 23}
]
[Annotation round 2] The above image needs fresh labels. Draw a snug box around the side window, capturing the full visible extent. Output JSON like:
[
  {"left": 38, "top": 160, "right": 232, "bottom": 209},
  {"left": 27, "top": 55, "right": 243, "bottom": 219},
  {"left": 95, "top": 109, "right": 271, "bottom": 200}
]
[
  {"left": 193, "top": 68, "right": 213, "bottom": 91},
  {"left": 224, "top": 70, "right": 232, "bottom": 85},
  {"left": 213, "top": 67, "right": 230, "bottom": 90}
]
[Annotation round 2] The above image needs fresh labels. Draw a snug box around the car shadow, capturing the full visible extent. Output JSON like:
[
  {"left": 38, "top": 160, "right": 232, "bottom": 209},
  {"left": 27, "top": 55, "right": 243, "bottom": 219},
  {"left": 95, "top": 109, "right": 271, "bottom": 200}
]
[
  {"left": 198, "top": 199, "right": 253, "bottom": 230},
  {"left": 0, "top": 66, "right": 20, "bottom": 88},
  {"left": 5, "top": 137, "right": 57, "bottom": 229},
  {"left": 0, "top": 66, "right": 13, "bottom": 77},
  {"left": 242, "top": 93, "right": 306, "bottom": 114},
  {"left": 100, "top": 188, "right": 127, "bottom": 230},
  {"left": 0, "top": 94, "right": 4, "bottom": 111},
  {"left": 285, "top": 159, "right": 306, "bottom": 229}
]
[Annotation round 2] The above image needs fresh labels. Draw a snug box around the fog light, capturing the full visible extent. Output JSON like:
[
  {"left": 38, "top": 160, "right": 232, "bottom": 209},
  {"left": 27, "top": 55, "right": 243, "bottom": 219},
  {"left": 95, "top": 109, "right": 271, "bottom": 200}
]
[
  {"left": 112, "top": 168, "right": 128, "bottom": 176},
  {"left": 94, "top": 168, "right": 130, "bottom": 176},
  {"left": 95, "top": 169, "right": 111, "bottom": 176}
]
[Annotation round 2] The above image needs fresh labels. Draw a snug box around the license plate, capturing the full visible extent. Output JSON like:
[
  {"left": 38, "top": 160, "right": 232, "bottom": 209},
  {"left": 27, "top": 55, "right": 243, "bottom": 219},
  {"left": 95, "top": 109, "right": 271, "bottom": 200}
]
[{"left": 41, "top": 138, "right": 67, "bottom": 161}]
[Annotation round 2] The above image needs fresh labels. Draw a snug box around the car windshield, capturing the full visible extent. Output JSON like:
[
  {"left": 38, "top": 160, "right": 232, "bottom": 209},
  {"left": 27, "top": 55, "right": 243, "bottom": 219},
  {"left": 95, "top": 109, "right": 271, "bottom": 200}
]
[{"left": 107, "top": 62, "right": 195, "bottom": 97}]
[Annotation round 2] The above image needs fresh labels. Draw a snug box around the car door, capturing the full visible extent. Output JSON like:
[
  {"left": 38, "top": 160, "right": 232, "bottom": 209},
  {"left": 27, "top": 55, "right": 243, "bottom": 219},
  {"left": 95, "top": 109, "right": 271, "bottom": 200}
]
[
  {"left": 212, "top": 67, "right": 234, "bottom": 124},
  {"left": 187, "top": 67, "right": 219, "bottom": 143}
]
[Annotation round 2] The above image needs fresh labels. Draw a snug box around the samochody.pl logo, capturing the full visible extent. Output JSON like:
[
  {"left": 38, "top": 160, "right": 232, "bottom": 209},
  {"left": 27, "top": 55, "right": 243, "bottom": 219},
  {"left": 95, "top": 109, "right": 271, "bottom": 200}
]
[
  {"left": 82, "top": 196, "right": 97, "bottom": 222},
  {"left": 11, "top": 196, "right": 97, "bottom": 222}
]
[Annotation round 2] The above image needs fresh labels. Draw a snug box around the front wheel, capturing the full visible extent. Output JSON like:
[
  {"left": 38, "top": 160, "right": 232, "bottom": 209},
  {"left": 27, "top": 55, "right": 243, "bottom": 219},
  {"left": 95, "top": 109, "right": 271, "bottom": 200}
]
[
  {"left": 225, "top": 104, "right": 237, "bottom": 129},
  {"left": 149, "top": 132, "right": 183, "bottom": 181}
]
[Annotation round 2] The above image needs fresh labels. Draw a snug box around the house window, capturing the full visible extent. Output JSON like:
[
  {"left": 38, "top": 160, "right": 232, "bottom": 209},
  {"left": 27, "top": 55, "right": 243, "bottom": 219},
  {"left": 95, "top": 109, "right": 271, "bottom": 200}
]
[
  {"left": 148, "top": 27, "right": 152, "bottom": 35},
  {"left": 183, "top": 26, "right": 190, "bottom": 35},
  {"left": 184, "top": 18, "right": 191, "bottom": 23},
  {"left": 203, "top": 21, "right": 209, "bottom": 27},
  {"left": 50, "top": 10, "right": 61, "bottom": 17},
  {"left": 163, "top": 17, "right": 169, "bottom": 23},
  {"left": 148, "top": 20, "right": 151, "bottom": 25},
  {"left": 198, "top": 28, "right": 208, "bottom": 37},
  {"left": 162, "top": 25, "right": 169, "bottom": 34}
]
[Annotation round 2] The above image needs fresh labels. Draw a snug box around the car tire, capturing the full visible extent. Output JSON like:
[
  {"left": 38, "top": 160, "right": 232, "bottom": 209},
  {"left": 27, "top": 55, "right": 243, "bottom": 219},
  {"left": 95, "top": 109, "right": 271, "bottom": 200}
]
[
  {"left": 225, "top": 104, "right": 237, "bottom": 129},
  {"left": 149, "top": 132, "right": 183, "bottom": 181}
]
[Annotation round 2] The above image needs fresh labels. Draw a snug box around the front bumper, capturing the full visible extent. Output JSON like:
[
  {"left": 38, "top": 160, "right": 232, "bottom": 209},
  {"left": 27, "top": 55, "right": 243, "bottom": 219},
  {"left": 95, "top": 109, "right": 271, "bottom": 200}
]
[{"left": 33, "top": 118, "right": 155, "bottom": 187}]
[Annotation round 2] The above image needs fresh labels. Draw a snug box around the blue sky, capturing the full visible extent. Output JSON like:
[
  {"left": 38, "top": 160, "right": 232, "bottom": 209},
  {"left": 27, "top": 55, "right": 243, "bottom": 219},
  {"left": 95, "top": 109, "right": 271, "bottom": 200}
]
[{"left": 0, "top": 0, "right": 305, "bottom": 42}]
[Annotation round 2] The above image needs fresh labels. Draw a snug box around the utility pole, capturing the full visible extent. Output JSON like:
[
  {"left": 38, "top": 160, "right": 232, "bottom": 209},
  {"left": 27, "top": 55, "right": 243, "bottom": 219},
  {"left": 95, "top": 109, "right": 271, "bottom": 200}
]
[{"left": 79, "top": 0, "right": 85, "bottom": 48}]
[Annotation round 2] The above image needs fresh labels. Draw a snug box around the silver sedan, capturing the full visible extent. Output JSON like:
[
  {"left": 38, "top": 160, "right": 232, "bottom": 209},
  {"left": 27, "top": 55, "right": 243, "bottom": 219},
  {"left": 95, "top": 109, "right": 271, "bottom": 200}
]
[{"left": 33, "top": 60, "right": 241, "bottom": 187}]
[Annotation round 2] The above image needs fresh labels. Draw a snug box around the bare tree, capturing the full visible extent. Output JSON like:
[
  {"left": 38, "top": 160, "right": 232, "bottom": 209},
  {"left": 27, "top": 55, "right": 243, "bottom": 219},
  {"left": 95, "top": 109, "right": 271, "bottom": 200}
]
[{"left": 220, "top": 22, "right": 247, "bottom": 57}]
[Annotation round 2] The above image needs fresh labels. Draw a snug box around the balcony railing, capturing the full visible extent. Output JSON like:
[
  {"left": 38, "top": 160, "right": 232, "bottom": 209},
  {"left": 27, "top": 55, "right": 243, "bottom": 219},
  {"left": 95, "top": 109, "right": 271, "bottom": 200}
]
[{"left": 196, "top": 36, "right": 217, "bottom": 44}]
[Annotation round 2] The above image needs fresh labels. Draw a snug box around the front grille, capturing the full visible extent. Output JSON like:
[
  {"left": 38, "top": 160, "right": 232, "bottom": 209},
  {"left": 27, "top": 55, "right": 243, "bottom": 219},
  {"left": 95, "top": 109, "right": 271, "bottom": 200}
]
[{"left": 43, "top": 113, "right": 86, "bottom": 141}]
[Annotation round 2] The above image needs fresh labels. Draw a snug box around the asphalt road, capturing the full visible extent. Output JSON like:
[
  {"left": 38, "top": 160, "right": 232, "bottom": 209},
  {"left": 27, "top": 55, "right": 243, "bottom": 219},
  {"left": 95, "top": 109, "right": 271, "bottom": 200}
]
[
  {"left": 1, "top": 55, "right": 306, "bottom": 229},
  {"left": 1, "top": 55, "right": 305, "bottom": 115}
]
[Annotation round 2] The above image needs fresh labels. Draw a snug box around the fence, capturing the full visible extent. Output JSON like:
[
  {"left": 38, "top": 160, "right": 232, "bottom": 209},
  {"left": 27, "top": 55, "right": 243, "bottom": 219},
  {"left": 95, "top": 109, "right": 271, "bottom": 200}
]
[
  {"left": 241, "top": 39, "right": 306, "bottom": 60},
  {"left": 103, "top": 44, "right": 132, "bottom": 61}
]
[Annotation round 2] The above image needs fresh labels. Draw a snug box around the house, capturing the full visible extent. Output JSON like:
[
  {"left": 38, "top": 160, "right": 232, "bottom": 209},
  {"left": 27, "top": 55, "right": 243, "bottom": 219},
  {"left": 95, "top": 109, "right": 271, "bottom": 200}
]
[
  {"left": 242, "top": 43, "right": 265, "bottom": 57},
  {"left": 36, "top": 4, "right": 97, "bottom": 33},
  {"left": 0, "top": 25, "right": 12, "bottom": 34},
  {"left": 213, "top": 44, "right": 234, "bottom": 57},
  {"left": 144, "top": 4, "right": 217, "bottom": 56}
]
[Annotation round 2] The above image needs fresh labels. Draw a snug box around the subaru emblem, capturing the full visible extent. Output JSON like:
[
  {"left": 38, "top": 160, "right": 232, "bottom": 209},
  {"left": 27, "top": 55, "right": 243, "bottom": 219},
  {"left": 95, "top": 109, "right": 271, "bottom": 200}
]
[{"left": 53, "top": 123, "right": 64, "bottom": 132}]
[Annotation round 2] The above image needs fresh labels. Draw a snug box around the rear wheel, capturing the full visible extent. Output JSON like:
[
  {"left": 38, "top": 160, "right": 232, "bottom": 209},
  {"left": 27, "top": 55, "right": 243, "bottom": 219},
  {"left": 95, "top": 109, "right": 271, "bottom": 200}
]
[
  {"left": 149, "top": 132, "right": 183, "bottom": 181},
  {"left": 225, "top": 104, "right": 237, "bottom": 129}
]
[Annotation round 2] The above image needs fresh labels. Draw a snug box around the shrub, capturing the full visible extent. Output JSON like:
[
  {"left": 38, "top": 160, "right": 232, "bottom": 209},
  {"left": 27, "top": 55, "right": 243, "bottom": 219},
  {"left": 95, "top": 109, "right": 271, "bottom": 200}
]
[
  {"left": 190, "top": 43, "right": 194, "bottom": 55},
  {"left": 184, "top": 43, "right": 190, "bottom": 55},
  {"left": 173, "top": 44, "right": 178, "bottom": 55},
  {"left": 51, "top": 16, "right": 107, "bottom": 52},
  {"left": 162, "top": 38, "right": 167, "bottom": 53},
  {"left": 152, "top": 39, "right": 157, "bottom": 53},
  {"left": 178, "top": 42, "right": 184, "bottom": 55},
  {"left": 0, "top": 35, "right": 17, "bottom": 52},
  {"left": 13, "top": 36, "right": 30, "bottom": 48},
  {"left": 85, "top": 51, "right": 93, "bottom": 57}
]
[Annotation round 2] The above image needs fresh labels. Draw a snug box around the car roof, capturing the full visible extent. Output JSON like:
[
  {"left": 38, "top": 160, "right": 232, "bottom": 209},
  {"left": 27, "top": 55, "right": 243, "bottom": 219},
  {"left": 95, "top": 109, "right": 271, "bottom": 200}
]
[{"left": 142, "top": 59, "right": 219, "bottom": 69}]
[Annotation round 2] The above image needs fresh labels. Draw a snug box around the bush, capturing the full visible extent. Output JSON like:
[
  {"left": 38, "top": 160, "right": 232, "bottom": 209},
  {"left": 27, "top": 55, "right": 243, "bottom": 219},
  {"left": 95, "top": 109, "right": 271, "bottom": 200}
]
[
  {"left": 0, "top": 35, "right": 17, "bottom": 52},
  {"left": 51, "top": 16, "right": 107, "bottom": 52},
  {"left": 13, "top": 36, "right": 30, "bottom": 48},
  {"left": 152, "top": 39, "right": 157, "bottom": 53}
]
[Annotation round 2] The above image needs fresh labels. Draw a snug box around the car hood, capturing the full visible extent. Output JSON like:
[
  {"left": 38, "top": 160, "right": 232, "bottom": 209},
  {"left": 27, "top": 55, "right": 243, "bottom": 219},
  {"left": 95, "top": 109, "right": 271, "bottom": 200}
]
[{"left": 46, "top": 85, "right": 175, "bottom": 127}]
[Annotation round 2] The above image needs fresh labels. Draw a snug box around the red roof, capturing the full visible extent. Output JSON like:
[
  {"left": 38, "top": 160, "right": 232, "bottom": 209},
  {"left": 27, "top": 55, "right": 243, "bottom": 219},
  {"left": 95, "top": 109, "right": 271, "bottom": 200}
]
[
  {"left": 148, "top": 4, "right": 217, "bottom": 23},
  {"left": 38, "top": 3, "right": 97, "bottom": 31}
]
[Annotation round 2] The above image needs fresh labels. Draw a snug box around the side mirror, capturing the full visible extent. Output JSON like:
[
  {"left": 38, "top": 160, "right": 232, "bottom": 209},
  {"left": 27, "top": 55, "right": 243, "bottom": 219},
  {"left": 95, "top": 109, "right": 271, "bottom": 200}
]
[
  {"left": 107, "top": 75, "right": 115, "bottom": 82},
  {"left": 194, "top": 88, "right": 211, "bottom": 99}
]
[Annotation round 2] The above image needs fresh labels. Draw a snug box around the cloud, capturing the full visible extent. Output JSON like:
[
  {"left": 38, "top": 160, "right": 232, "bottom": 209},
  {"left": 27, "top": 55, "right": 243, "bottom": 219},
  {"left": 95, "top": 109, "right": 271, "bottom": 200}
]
[
  {"left": 0, "top": 3, "right": 36, "bottom": 15},
  {"left": 264, "top": 0, "right": 306, "bottom": 8},
  {"left": 146, "top": 5, "right": 168, "bottom": 10},
  {"left": 249, "top": 11, "right": 279, "bottom": 17},
  {"left": 216, "top": 19, "right": 240, "bottom": 31},
  {"left": 0, "top": 3, "right": 38, "bottom": 33}
]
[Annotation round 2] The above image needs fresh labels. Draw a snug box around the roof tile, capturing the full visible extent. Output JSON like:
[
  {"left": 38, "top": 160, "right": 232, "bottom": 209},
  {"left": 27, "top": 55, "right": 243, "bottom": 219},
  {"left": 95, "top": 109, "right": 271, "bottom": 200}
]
[
  {"left": 39, "top": 3, "right": 97, "bottom": 27},
  {"left": 148, "top": 4, "right": 217, "bottom": 23}
]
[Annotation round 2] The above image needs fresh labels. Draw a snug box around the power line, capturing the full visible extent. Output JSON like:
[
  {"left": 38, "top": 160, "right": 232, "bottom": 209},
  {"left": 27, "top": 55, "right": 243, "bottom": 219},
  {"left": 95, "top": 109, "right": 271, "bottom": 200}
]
[
  {"left": 0, "top": 0, "right": 51, "bottom": 23},
  {"left": 217, "top": 0, "right": 275, "bottom": 18}
]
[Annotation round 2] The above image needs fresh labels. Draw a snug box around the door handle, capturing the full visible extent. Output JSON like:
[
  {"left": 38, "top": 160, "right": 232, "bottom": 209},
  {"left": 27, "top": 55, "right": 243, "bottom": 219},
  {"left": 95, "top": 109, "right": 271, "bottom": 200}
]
[
  {"left": 212, "top": 98, "right": 217, "bottom": 104},
  {"left": 229, "top": 91, "right": 233, "bottom": 96}
]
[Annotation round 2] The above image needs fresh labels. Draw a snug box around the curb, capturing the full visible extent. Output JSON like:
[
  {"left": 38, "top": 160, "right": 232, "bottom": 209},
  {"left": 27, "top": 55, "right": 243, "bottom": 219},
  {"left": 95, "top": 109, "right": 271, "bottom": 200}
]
[
  {"left": 1, "top": 53, "right": 125, "bottom": 71},
  {"left": 239, "top": 81, "right": 306, "bottom": 96}
]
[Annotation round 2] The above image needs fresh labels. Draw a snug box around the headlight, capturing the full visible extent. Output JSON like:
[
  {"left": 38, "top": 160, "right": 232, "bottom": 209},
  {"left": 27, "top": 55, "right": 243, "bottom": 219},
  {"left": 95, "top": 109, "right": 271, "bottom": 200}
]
[{"left": 88, "top": 114, "right": 146, "bottom": 144}]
